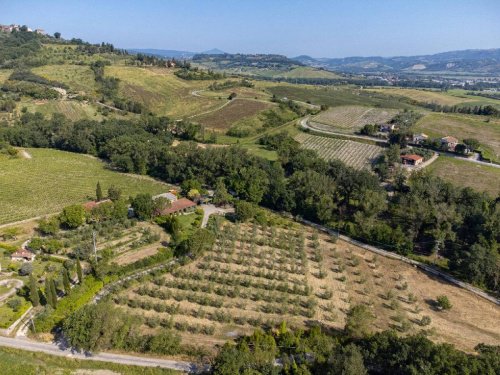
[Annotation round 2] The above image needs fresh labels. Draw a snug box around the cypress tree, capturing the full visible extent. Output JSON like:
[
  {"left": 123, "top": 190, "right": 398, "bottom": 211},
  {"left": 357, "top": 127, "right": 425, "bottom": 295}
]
[
  {"left": 50, "top": 279, "right": 58, "bottom": 308},
  {"left": 29, "top": 275, "right": 39, "bottom": 307},
  {"left": 44, "top": 278, "right": 53, "bottom": 308},
  {"left": 76, "top": 258, "right": 83, "bottom": 284},
  {"left": 62, "top": 269, "right": 71, "bottom": 295},
  {"left": 96, "top": 182, "right": 103, "bottom": 202}
]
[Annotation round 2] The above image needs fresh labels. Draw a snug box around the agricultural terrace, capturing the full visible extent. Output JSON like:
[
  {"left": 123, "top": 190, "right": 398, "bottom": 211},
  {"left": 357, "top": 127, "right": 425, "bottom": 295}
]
[
  {"left": 110, "top": 220, "right": 500, "bottom": 353},
  {"left": 311, "top": 105, "right": 398, "bottom": 134},
  {"left": 32, "top": 64, "right": 97, "bottom": 94},
  {"left": 16, "top": 99, "right": 107, "bottom": 122},
  {"left": 427, "top": 156, "right": 500, "bottom": 197},
  {"left": 267, "top": 85, "right": 414, "bottom": 110},
  {"left": 194, "top": 99, "right": 273, "bottom": 130},
  {"left": 295, "top": 133, "right": 382, "bottom": 170},
  {"left": 0, "top": 148, "right": 169, "bottom": 225},
  {"left": 105, "top": 66, "right": 222, "bottom": 118},
  {"left": 415, "top": 113, "right": 500, "bottom": 162}
]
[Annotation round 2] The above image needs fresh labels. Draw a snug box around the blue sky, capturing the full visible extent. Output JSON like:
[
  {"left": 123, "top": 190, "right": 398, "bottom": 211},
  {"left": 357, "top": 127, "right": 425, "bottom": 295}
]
[{"left": 1, "top": 0, "right": 499, "bottom": 57}]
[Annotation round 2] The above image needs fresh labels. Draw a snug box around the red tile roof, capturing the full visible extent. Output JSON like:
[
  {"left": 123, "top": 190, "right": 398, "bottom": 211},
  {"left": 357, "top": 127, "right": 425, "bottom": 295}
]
[
  {"left": 441, "top": 136, "right": 459, "bottom": 144},
  {"left": 159, "top": 198, "right": 196, "bottom": 215},
  {"left": 82, "top": 199, "right": 111, "bottom": 211},
  {"left": 401, "top": 154, "right": 424, "bottom": 162}
]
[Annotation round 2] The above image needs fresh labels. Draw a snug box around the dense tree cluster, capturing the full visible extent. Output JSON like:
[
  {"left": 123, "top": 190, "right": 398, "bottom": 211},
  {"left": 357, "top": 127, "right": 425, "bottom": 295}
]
[
  {"left": 422, "top": 102, "right": 499, "bottom": 117},
  {"left": 174, "top": 67, "right": 224, "bottom": 80},
  {"left": 212, "top": 324, "right": 500, "bottom": 375}
]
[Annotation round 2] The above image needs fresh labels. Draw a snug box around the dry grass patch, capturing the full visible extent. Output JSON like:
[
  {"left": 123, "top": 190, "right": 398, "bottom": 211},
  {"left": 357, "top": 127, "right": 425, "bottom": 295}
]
[{"left": 367, "top": 88, "right": 476, "bottom": 106}]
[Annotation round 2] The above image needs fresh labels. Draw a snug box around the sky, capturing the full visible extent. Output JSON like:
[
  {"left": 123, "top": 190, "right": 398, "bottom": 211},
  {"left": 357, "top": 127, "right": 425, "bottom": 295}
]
[{"left": 1, "top": 0, "right": 499, "bottom": 57}]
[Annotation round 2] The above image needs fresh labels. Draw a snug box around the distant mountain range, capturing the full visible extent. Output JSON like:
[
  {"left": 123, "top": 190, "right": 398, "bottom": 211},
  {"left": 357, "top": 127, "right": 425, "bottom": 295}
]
[
  {"left": 128, "top": 48, "right": 226, "bottom": 59},
  {"left": 292, "top": 48, "right": 500, "bottom": 75}
]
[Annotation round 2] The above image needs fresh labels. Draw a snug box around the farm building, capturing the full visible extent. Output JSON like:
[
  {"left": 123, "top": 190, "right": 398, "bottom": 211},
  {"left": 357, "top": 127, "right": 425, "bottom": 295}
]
[
  {"left": 441, "top": 136, "right": 459, "bottom": 151},
  {"left": 158, "top": 198, "right": 196, "bottom": 216},
  {"left": 380, "top": 124, "right": 396, "bottom": 132},
  {"left": 11, "top": 249, "right": 35, "bottom": 262},
  {"left": 401, "top": 154, "right": 424, "bottom": 166},
  {"left": 413, "top": 133, "right": 428, "bottom": 144},
  {"left": 82, "top": 199, "right": 112, "bottom": 211}
]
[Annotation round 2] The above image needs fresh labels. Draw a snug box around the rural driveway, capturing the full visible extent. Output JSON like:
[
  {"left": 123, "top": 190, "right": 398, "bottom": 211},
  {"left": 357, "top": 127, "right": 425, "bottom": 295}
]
[
  {"left": 200, "top": 204, "right": 234, "bottom": 227},
  {"left": 300, "top": 118, "right": 389, "bottom": 144},
  {"left": 0, "top": 335, "right": 200, "bottom": 373}
]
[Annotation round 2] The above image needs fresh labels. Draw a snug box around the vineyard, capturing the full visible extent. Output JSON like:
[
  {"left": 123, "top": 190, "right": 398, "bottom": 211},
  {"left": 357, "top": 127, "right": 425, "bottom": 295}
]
[
  {"left": 295, "top": 133, "right": 382, "bottom": 170},
  {"left": 107, "top": 220, "right": 500, "bottom": 352},
  {"left": 310, "top": 105, "right": 398, "bottom": 134}
]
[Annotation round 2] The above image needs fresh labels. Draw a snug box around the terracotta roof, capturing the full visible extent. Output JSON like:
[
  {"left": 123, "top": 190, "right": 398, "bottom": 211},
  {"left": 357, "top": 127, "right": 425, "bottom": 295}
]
[
  {"left": 159, "top": 198, "right": 196, "bottom": 215},
  {"left": 441, "top": 136, "right": 459, "bottom": 143},
  {"left": 401, "top": 154, "right": 423, "bottom": 161},
  {"left": 82, "top": 199, "right": 111, "bottom": 211},
  {"left": 11, "top": 249, "right": 35, "bottom": 259}
]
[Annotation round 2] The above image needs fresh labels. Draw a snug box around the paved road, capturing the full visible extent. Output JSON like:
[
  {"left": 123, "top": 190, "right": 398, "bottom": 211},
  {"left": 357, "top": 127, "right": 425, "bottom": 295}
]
[
  {"left": 441, "top": 152, "right": 500, "bottom": 169},
  {"left": 200, "top": 204, "right": 234, "bottom": 227},
  {"left": 0, "top": 335, "right": 199, "bottom": 372}
]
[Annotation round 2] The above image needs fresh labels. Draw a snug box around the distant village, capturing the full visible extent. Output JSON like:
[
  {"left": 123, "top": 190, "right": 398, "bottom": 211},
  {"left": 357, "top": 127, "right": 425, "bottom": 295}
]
[{"left": 0, "top": 23, "right": 46, "bottom": 34}]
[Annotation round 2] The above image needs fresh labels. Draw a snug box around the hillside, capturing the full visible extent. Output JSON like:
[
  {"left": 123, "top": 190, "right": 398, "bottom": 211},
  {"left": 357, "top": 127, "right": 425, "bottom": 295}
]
[{"left": 294, "top": 48, "right": 500, "bottom": 75}]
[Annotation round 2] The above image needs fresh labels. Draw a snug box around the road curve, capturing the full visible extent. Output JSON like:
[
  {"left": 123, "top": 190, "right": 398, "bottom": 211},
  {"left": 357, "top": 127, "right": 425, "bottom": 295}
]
[{"left": 0, "top": 336, "right": 200, "bottom": 373}]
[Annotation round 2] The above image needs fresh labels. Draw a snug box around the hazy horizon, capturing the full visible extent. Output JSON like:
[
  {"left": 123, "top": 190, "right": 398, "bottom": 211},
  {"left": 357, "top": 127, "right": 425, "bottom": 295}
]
[{"left": 2, "top": 0, "right": 500, "bottom": 58}]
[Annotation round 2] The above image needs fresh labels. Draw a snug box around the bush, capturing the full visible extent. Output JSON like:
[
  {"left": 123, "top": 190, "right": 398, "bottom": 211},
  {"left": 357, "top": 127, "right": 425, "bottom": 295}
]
[
  {"left": 7, "top": 298, "right": 22, "bottom": 312},
  {"left": 436, "top": 295, "right": 452, "bottom": 310},
  {"left": 19, "top": 262, "right": 33, "bottom": 276}
]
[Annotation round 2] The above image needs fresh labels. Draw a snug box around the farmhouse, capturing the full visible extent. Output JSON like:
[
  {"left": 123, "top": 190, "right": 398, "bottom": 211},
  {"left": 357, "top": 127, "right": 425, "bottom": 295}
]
[
  {"left": 413, "top": 133, "right": 428, "bottom": 144},
  {"left": 11, "top": 249, "right": 35, "bottom": 262},
  {"left": 82, "top": 199, "right": 112, "bottom": 211},
  {"left": 441, "top": 136, "right": 459, "bottom": 151},
  {"left": 379, "top": 124, "right": 396, "bottom": 132},
  {"left": 158, "top": 198, "right": 196, "bottom": 216},
  {"left": 401, "top": 154, "right": 424, "bottom": 166}
]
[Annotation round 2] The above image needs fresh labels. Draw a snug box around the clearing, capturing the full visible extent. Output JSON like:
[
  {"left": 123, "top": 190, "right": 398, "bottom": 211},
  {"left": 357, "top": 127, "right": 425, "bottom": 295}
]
[
  {"left": 427, "top": 156, "right": 500, "bottom": 196},
  {"left": 111, "top": 220, "right": 500, "bottom": 353},
  {"left": 311, "top": 105, "right": 398, "bottom": 134},
  {"left": 0, "top": 148, "right": 169, "bottom": 225},
  {"left": 295, "top": 133, "right": 383, "bottom": 170},
  {"left": 415, "top": 113, "right": 500, "bottom": 162}
]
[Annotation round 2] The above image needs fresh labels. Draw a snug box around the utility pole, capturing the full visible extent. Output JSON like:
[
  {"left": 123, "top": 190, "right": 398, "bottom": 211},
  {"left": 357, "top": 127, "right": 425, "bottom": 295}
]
[{"left": 92, "top": 231, "right": 98, "bottom": 263}]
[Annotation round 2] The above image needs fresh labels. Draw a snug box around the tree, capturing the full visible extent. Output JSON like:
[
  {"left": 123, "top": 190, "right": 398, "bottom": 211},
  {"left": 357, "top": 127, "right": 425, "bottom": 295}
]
[
  {"left": 234, "top": 200, "right": 258, "bottom": 222},
  {"left": 54, "top": 32, "right": 61, "bottom": 39},
  {"left": 76, "top": 258, "right": 83, "bottom": 284},
  {"left": 59, "top": 205, "right": 86, "bottom": 229},
  {"left": 37, "top": 217, "right": 60, "bottom": 235},
  {"left": 131, "top": 194, "right": 154, "bottom": 220},
  {"left": 436, "top": 295, "right": 452, "bottom": 310},
  {"left": 96, "top": 182, "right": 103, "bottom": 202},
  {"left": 19, "top": 262, "right": 33, "bottom": 276},
  {"left": 328, "top": 344, "right": 367, "bottom": 375},
  {"left": 463, "top": 138, "right": 480, "bottom": 151},
  {"left": 29, "top": 275, "right": 39, "bottom": 307},
  {"left": 213, "top": 178, "right": 232, "bottom": 207},
  {"left": 345, "top": 304, "right": 375, "bottom": 338},
  {"left": 50, "top": 279, "right": 58, "bottom": 308},
  {"left": 62, "top": 268, "right": 71, "bottom": 295},
  {"left": 107, "top": 185, "right": 122, "bottom": 202},
  {"left": 45, "top": 278, "right": 54, "bottom": 308}
]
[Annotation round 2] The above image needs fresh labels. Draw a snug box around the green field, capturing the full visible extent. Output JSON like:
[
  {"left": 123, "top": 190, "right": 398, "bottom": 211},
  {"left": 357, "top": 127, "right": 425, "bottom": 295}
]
[
  {"left": 0, "top": 148, "right": 170, "bottom": 225},
  {"left": 32, "top": 64, "right": 97, "bottom": 94},
  {"left": 106, "top": 66, "right": 221, "bottom": 118},
  {"left": 17, "top": 99, "right": 105, "bottom": 121},
  {"left": 415, "top": 113, "right": 500, "bottom": 162},
  {"left": 0, "top": 346, "right": 180, "bottom": 375},
  {"left": 0, "top": 298, "right": 30, "bottom": 328},
  {"left": 427, "top": 156, "right": 500, "bottom": 196},
  {"left": 267, "top": 85, "right": 414, "bottom": 109}
]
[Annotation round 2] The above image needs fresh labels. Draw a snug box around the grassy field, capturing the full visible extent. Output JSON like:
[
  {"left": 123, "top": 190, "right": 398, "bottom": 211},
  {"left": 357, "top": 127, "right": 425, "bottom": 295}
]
[
  {"left": 311, "top": 105, "right": 398, "bottom": 134},
  {"left": 32, "top": 64, "right": 97, "bottom": 94},
  {"left": 17, "top": 99, "right": 105, "bottom": 121},
  {"left": 194, "top": 99, "right": 273, "bottom": 130},
  {"left": 415, "top": 113, "right": 500, "bottom": 162},
  {"left": 111, "top": 220, "right": 500, "bottom": 353},
  {"left": 295, "top": 133, "right": 383, "bottom": 170},
  {"left": 0, "top": 298, "right": 30, "bottom": 328},
  {"left": 267, "top": 85, "right": 414, "bottom": 110},
  {"left": 106, "top": 66, "right": 221, "bottom": 118},
  {"left": 367, "top": 87, "right": 500, "bottom": 109},
  {"left": 0, "top": 148, "right": 170, "bottom": 225},
  {"left": 0, "top": 69, "right": 12, "bottom": 85},
  {"left": 427, "top": 156, "right": 500, "bottom": 196},
  {"left": 0, "top": 346, "right": 180, "bottom": 375},
  {"left": 261, "top": 66, "right": 342, "bottom": 79}
]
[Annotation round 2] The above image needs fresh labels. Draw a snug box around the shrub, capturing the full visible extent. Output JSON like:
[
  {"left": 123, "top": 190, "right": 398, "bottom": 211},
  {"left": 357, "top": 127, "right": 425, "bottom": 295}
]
[{"left": 436, "top": 295, "right": 452, "bottom": 310}]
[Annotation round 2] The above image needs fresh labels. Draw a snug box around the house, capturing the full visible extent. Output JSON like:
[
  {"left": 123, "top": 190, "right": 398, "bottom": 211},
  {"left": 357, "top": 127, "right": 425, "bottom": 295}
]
[
  {"left": 401, "top": 154, "right": 424, "bottom": 166},
  {"left": 412, "top": 133, "right": 428, "bottom": 144},
  {"left": 11, "top": 249, "right": 35, "bottom": 262},
  {"left": 153, "top": 191, "right": 178, "bottom": 202},
  {"left": 35, "top": 28, "right": 46, "bottom": 35},
  {"left": 82, "top": 199, "right": 111, "bottom": 211},
  {"left": 158, "top": 198, "right": 196, "bottom": 216},
  {"left": 380, "top": 124, "right": 396, "bottom": 132},
  {"left": 440, "top": 136, "right": 459, "bottom": 151}
]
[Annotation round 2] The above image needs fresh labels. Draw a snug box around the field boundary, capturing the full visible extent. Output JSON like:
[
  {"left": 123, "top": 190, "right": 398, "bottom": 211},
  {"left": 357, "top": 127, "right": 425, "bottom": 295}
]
[{"left": 299, "top": 218, "right": 500, "bottom": 306}]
